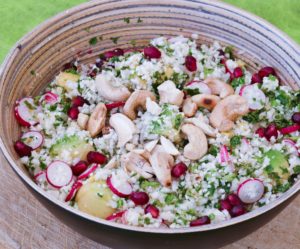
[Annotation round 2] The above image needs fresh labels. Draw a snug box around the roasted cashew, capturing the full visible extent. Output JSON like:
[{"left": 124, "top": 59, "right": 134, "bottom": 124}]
[
  {"left": 87, "top": 103, "right": 107, "bottom": 137},
  {"left": 77, "top": 113, "right": 89, "bottom": 130},
  {"left": 95, "top": 72, "right": 131, "bottom": 102},
  {"left": 185, "top": 116, "right": 217, "bottom": 137},
  {"left": 204, "top": 78, "right": 234, "bottom": 98},
  {"left": 182, "top": 97, "right": 198, "bottom": 117},
  {"left": 109, "top": 113, "right": 136, "bottom": 147},
  {"left": 210, "top": 95, "right": 249, "bottom": 132},
  {"left": 157, "top": 80, "right": 184, "bottom": 106},
  {"left": 123, "top": 90, "right": 156, "bottom": 120},
  {"left": 121, "top": 152, "right": 154, "bottom": 179},
  {"left": 191, "top": 94, "right": 221, "bottom": 110},
  {"left": 149, "top": 145, "right": 174, "bottom": 187},
  {"left": 160, "top": 136, "right": 179, "bottom": 156},
  {"left": 181, "top": 124, "right": 208, "bottom": 160}
]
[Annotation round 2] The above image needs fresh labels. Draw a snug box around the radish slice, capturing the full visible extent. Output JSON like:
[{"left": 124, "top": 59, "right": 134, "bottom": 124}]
[
  {"left": 46, "top": 161, "right": 73, "bottom": 188},
  {"left": 240, "top": 137, "right": 250, "bottom": 153},
  {"left": 77, "top": 164, "right": 99, "bottom": 180},
  {"left": 239, "top": 84, "right": 266, "bottom": 110},
  {"left": 220, "top": 145, "right": 230, "bottom": 163},
  {"left": 65, "top": 181, "right": 83, "bottom": 202},
  {"left": 105, "top": 101, "right": 125, "bottom": 110},
  {"left": 34, "top": 171, "right": 46, "bottom": 183},
  {"left": 42, "top": 91, "right": 59, "bottom": 104},
  {"left": 280, "top": 124, "right": 300, "bottom": 135},
  {"left": 283, "top": 138, "right": 300, "bottom": 156},
  {"left": 106, "top": 210, "right": 126, "bottom": 221},
  {"left": 21, "top": 131, "right": 44, "bottom": 150},
  {"left": 14, "top": 97, "right": 38, "bottom": 127},
  {"left": 185, "top": 80, "right": 212, "bottom": 94},
  {"left": 237, "top": 178, "right": 264, "bottom": 204},
  {"left": 106, "top": 175, "right": 132, "bottom": 198}
]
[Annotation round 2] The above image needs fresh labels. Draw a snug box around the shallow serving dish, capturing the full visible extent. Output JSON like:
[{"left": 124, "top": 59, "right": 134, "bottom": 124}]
[{"left": 0, "top": 0, "right": 299, "bottom": 248}]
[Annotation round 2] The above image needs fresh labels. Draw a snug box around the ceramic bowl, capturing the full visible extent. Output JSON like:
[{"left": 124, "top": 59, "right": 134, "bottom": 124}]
[{"left": 0, "top": 1, "right": 299, "bottom": 248}]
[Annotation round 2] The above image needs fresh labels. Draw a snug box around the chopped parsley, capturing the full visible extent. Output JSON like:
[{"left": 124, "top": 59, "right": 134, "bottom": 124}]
[
  {"left": 110, "top": 37, "right": 120, "bottom": 44},
  {"left": 231, "top": 76, "right": 245, "bottom": 89},
  {"left": 89, "top": 37, "right": 98, "bottom": 45},
  {"left": 230, "top": 135, "right": 242, "bottom": 149},
  {"left": 137, "top": 17, "right": 143, "bottom": 23},
  {"left": 123, "top": 17, "right": 130, "bottom": 24}
]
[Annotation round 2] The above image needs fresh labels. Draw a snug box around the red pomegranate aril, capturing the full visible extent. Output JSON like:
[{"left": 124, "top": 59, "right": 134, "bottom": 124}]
[
  {"left": 104, "top": 50, "right": 117, "bottom": 60},
  {"left": 265, "top": 123, "right": 278, "bottom": 140},
  {"left": 145, "top": 204, "right": 160, "bottom": 218},
  {"left": 218, "top": 49, "right": 225, "bottom": 56},
  {"left": 95, "top": 59, "right": 104, "bottom": 69},
  {"left": 14, "top": 140, "right": 32, "bottom": 157},
  {"left": 130, "top": 191, "right": 149, "bottom": 205},
  {"left": 233, "top": 67, "right": 243, "bottom": 78},
  {"left": 171, "top": 162, "right": 188, "bottom": 178},
  {"left": 255, "top": 127, "right": 266, "bottom": 138},
  {"left": 230, "top": 205, "right": 246, "bottom": 217},
  {"left": 258, "top": 66, "right": 276, "bottom": 78},
  {"left": 227, "top": 193, "right": 242, "bottom": 206},
  {"left": 190, "top": 216, "right": 211, "bottom": 227},
  {"left": 113, "top": 48, "right": 124, "bottom": 56},
  {"left": 143, "top": 46, "right": 161, "bottom": 59},
  {"left": 72, "top": 161, "right": 88, "bottom": 176},
  {"left": 72, "top": 96, "right": 86, "bottom": 107},
  {"left": 219, "top": 199, "right": 232, "bottom": 211},
  {"left": 251, "top": 73, "right": 262, "bottom": 84},
  {"left": 87, "top": 151, "right": 107, "bottom": 164},
  {"left": 292, "top": 112, "right": 300, "bottom": 124},
  {"left": 67, "top": 106, "right": 79, "bottom": 120},
  {"left": 185, "top": 55, "right": 197, "bottom": 72}
]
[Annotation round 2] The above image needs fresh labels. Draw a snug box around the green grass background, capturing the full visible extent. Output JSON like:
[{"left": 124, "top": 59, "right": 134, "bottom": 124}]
[{"left": 0, "top": 0, "right": 299, "bottom": 62}]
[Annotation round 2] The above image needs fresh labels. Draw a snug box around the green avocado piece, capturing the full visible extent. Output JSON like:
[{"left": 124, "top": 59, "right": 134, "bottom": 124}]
[
  {"left": 264, "top": 150, "right": 290, "bottom": 183},
  {"left": 49, "top": 135, "right": 93, "bottom": 161}
]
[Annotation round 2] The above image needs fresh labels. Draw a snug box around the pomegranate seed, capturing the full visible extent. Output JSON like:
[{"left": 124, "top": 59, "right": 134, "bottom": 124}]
[
  {"left": 292, "top": 112, "right": 300, "bottom": 124},
  {"left": 265, "top": 123, "right": 278, "bottom": 141},
  {"left": 143, "top": 46, "right": 161, "bottom": 59},
  {"left": 95, "top": 59, "right": 103, "bottom": 68},
  {"left": 255, "top": 127, "right": 266, "bottom": 138},
  {"left": 67, "top": 106, "right": 79, "bottom": 120},
  {"left": 185, "top": 55, "right": 197, "bottom": 72},
  {"left": 14, "top": 140, "right": 32, "bottom": 157},
  {"left": 190, "top": 216, "right": 211, "bottom": 227},
  {"left": 251, "top": 73, "right": 262, "bottom": 84},
  {"left": 258, "top": 66, "right": 276, "bottom": 78},
  {"left": 72, "top": 96, "right": 86, "bottom": 107},
  {"left": 72, "top": 161, "right": 88, "bottom": 176},
  {"left": 87, "top": 151, "right": 107, "bottom": 164},
  {"left": 103, "top": 51, "right": 116, "bottom": 60},
  {"left": 105, "top": 101, "right": 125, "bottom": 110},
  {"left": 145, "top": 204, "right": 160, "bottom": 218},
  {"left": 113, "top": 48, "right": 124, "bottom": 56},
  {"left": 233, "top": 67, "right": 243, "bottom": 78},
  {"left": 230, "top": 205, "right": 246, "bottom": 217},
  {"left": 130, "top": 191, "right": 149, "bottom": 205},
  {"left": 88, "top": 69, "right": 97, "bottom": 78},
  {"left": 218, "top": 49, "right": 225, "bottom": 56},
  {"left": 171, "top": 162, "right": 188, "bottom": 178},
  {"left": 227, "top": 193, "right": 242, "bottom": 206},
  {"left": 219, "top": 199, "right": 232, "bottom": 211}
]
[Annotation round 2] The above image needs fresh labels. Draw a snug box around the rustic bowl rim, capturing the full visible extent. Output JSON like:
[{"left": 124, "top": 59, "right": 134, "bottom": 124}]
[{"left": 0, "top": 0, "right": 299, "bottom": 234}]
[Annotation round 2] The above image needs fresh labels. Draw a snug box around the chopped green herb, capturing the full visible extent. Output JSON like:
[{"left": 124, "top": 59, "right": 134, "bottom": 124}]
[
  {"left": 144, "top": 217, "right": 151, "bottom": 225},
  {"left": 110, "top": 37, "right": 120, "bottom": 44},
  {"left": 243, "top": 109, "right": 263, "bottom": 123},
  {"left": 24, "top": 100, "right": 35, "bottom": 110},
  {"left": 230, "top": 135, "right": 242, "bottom": 149},
  {"left": 165, "top": 193, "right": 178, "bottom": 205},
  {"left": 140, "top": 180, "right": 160, "bottom": 189},
  {"left": 172, "top": 114, "right": 183, "bottom": 130},
  {"left": 123, "top": 17, "right": 130, "bottom": 24},
  {"left": 224, "top": 46, "right": 234, "bottom": 59},
  {"left": 30, "top": 70, "right": 36, "bottom": 76},
  {"left": 89, "top": 37, "right": 98, "bottom": 45},
  {"left": 137, "top": 17, "right": 143, "bottom": 23},
  {"left": 293, "top": 165, "right": 300, "bottom": 174},
  {"left": 208, "top": 145, "right": 218, "bottom": 156},
  {"left": 231, "top": 76, "right": 245, "bottom": 90},
  {"left": 97, "top": 193, "right": 103, "bottom": 198},
  {"left": 40, "top": 161, "right": 47, "bottom": 170},
  {"left": 117, "top": 199, "right": 124, "bottom": 208},
  {"left": 204, "top": 68, "right": 214, "bottom": 77},
  {"left": 184, "top": 87, "right": 200, "bottom": 96}
]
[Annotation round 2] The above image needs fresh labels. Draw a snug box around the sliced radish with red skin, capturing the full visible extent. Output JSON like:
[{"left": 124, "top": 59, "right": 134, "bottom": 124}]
[
  {"left": 237, "top": 179, "right": 264, "bottom": 204},
  {"left": 283, "top": 139, "right": 300, "bottom": 156},
  {"left": 185, "top": 81, "right": 212, "bottom": 94},
  {"left": 240, "top": 84, "right": 266, "bottom": 110},
  {"left": 77, "top": 164, "right": 99, "bottom": 180},
  {"left": 280, "top": 124, "right": 300, "bottom": 135},
  {"left": 14, "top": 97, "right": 38, "bottom": 127},
  {"left": 105, "top": 101, "right": 126, "bottom": 110},
  {"left": 106, "top": 210, "right": 126, "bottom": 221},
  {"left": 43, "top": 92, "right": 58, "bottom": 104},
  {"left": 65, "top": 181, "right": 83, "bottom": 202},
  {"left": 34, "top": 171, "right": 46, "bottom": 183},
  {"left": 220, "top": 145, "right": 230, "bottom": 163},
  {"left": 46, "top": 161, "right": 73, "bottom": 188},
  {"left": 21, "top": 131, "right": 44, "bottom": 150},
  {"left": 106, "top": 175, "right": 132, "bottom": 198}
]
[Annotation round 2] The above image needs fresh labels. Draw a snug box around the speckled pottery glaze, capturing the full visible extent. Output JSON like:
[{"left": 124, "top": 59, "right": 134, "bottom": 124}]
[{"left": 0, "top": 1, "right": 299, "bottom": 248}]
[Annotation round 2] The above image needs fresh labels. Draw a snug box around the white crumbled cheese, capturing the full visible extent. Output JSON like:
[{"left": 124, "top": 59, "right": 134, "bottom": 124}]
[{"left": 262, "top": 76, "right": 279, "bottom": 91}]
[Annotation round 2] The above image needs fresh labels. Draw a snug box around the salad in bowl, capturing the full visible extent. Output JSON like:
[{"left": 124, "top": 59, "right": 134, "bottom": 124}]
[{"left": 13, "top": 35, "right": 300, "bottom": 228}]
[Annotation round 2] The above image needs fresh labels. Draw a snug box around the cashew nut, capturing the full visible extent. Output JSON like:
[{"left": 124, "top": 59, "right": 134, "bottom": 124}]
[
  {"left": 183, "top": 97, "right": 198, "bottom": 117},
  {"left": 109, "top": 113, "right": 136, "bottom": 147},
  {"left": 157, "top": 80, "right": 184, "bottom": 106},
  {"left": 146, "top": 97, "right": 162, "bottom": 115},
  {"left": 104, "top": 156, "right": 117, "bottom": 170},
  {"left": 204, "top": 78, "right": 234, "bottom": 98},
  {"left": 181, "top": 124, "right": 208, "bottom": 160},
  {"left": 95, "top": 71, "right": 131, "bottom": 102},
  {"left": 160, "top": 136, "right": 179, "bottom": 156},
  {"left": 210, "top": 95, "right": 249, "bottom": 132},
  {"left": 144, "top": 139, "right": 158, "bottom": 152},
  {"left": 121, "top": 152, "right": 154, "bottom": 179},
  {"left": 191, "top": 94, "right": 221, "bottom": 110},
  {"left": 87, "top": 103, "right": 107, "bottom": 137},
  {"left": 185, "top": 117, "right": 217, "bottom": 137},
  {"left": 149, "top": 145, "right": 174, "bottom": 187},
  {"left": 123, "top": 90, "right": 156, "bottom": 120},
  {"left": 77, "top": 113, "right": 89, "bottom": 130}
]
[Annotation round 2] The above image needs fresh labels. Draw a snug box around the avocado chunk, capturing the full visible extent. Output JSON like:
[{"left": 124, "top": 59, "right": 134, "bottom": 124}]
[
  {"left": 57, "top": 72, "right": 80, "bottom": 91},
  {"left": 264, "top": 150, "right": 290, "bottom": 183},
  {"left": 49, "top": 135, "right": 93, "bottom": 162},
  {"left": 76, "top": 180, "right": 116, "bottom": 219}
]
